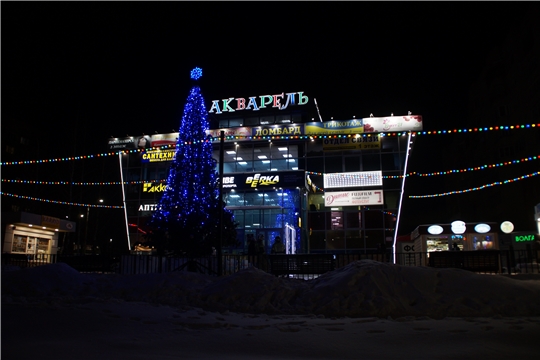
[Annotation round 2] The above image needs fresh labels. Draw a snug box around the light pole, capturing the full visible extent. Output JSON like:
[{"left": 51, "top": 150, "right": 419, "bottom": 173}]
[{"left": 93, "top": 199, "right": 104, "bottom": 254}]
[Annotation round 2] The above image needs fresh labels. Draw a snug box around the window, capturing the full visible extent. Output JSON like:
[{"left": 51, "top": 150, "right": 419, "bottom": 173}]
[
  {"left": 325, "top": 156, "right": 342, "bottom": 173},
  {"left": 259, "top": 116, "right": 274, "bottom": 125},
  {"left": 362, "top": 153, "right": 380, "bottom": 171},
  {"left": 229, "top": 118, "right": 243, "bottom": 127},
  {"left": 12, "top": 235, "right": 27, "bottom": 253},
  {"left": 309, "top": 231, "right": 326, "bottom": 250},
  {"left": 326, "top": 230, "right": 345, "bottom": 249},
  {"left": 344, "top": 156, "right": 361, "bottom": 172},
  {"left": 37, "top": 238, "right": 50, "bottom": 253}
]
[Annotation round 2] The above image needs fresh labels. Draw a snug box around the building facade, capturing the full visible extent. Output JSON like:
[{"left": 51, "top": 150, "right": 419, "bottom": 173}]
[{"left": 108, "top": 91, "right": 423, "bottom": 254}]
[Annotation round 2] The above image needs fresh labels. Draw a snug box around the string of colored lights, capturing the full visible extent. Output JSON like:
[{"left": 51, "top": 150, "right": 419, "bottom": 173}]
[
  {"left": 1, "top": 123, "right": 537, "bottom": 166},
  {"left": 0, "top": 192, "right": 124, "bottom": 209},
  {"left": 1, "top": 179, "right": 166, "bottom": 186},
  {"left": 4, "top": 152, "right": 537, "bottom": 186},
  {"left": 307, "top": 154, "right": 539, "bottom": 179},
  {"left": 408, "top": 171, "right": 540, "bottom": 198},
  {"left": 414, "top": 155, "right": 539, "bottom": 177}
]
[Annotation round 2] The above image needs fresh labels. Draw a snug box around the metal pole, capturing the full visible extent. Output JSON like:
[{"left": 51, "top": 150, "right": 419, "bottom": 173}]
[
  {"left": 118, "top": 152, "right": 131, "bottom": 251},
  {"left": 217, "top": 130, "right": 224, "bottom": 276},
  {"left": 392, "top": 131, "right": 413, "bottom": 264}
]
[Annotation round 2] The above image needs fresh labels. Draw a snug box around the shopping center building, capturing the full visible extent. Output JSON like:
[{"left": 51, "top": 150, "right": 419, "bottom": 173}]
[{"left": 107, "top": 90, "right": 423, "bottom": 254}]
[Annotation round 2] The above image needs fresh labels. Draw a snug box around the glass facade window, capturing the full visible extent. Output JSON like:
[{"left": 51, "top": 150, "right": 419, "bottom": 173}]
[
  {"left": 326, "top": 230, "right": 346, "bottom": 249},
  {"left": 118, "top": 126, "right": 411, "bottom": 254},
  {"left": 362, "top": 153, "right": 380, "bottom": 171},
  {"left": 344, "top": 156, "right": 361, "bottom": 172}
]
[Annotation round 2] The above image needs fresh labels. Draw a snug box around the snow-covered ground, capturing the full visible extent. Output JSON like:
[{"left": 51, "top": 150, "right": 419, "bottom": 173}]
[{"left": 2, "top": 260, "right": 540, "bottom": 359}]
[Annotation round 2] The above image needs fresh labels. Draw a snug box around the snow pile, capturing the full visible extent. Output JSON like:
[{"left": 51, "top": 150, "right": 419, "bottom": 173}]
[{"left": 3, "top": 260, "right": 540, "bottom": 319}]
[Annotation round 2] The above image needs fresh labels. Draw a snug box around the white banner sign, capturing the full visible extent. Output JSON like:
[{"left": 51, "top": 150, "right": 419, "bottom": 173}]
[
  {"left": 362, "top": 115, "right": 423, "bottom": 133},
  {"left": 324, "top": 190, "right": 384, "bottom": 206},
  {"left": 324, "top": 171, "right": 382, "bottom": 188}
]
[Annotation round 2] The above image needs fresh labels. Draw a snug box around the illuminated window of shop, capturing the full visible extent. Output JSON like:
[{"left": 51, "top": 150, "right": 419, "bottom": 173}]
[
  {"left": 229, "top": 118, "right": 244, "bottom": 127},
  {"left": 426, "top": 236, "right": 449, "bottom": 252},
  {"left": 265, "top": 191, "right": 281, "bottom": 205},
  {"left": 263, "top": 209, "right": 283, "bottom": 228},
  {"left": 12, "top": 235, "right": 27, "bottom": 253},
  {"left": 244, "top": 210, "right": 260, "bottom": 228},
  {"left": 37, "top": 238, "right": 50, "bottom": 253},
  {"left": 244, "top": 192, "right": 263, "bottom": 206},
  {"left": 232, "top": 210, "right": 245, "bottom": 228},
  {"left": 223, "top": 162, "right": 236, "bottom": 173},
  {"left": 449, "top": 235, "right": 465, "bottom": 251},
  {"left": 472, "top": 235, "right": 493, "bottom": 250},
  {"left": 271, "top": 158, "right": 288, "bottom": 171},
  {"left": 308, "top": 194, "right": 324, "bottom": 211},
  {"left": 226, "top": 192, "right": 243, "bottom": 207},
  {"left": 254, "top": 158, "right": 271, "bottom": 171}
]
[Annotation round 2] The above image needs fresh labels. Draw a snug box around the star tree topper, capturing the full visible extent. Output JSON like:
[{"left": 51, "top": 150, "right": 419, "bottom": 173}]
[{"left": 190, "top": 67, "right": 202, "bottom": 80}]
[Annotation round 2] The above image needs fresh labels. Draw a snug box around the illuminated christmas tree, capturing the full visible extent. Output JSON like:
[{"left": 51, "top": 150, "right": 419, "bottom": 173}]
[{"left": 149, "top": 67, "right": 237, "bottom": 255}]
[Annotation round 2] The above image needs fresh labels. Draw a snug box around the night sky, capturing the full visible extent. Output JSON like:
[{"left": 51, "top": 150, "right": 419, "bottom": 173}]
[{"left": 2, "top": 2, "right": 538, "bottom": 237}]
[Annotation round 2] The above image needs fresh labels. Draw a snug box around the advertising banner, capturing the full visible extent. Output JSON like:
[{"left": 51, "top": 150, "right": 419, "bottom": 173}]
[
  {"left": 324, "top": 171, "right": 383, "bottom": 188},
  {"left": 322, "top": 135, "right": 380, "bottom": 151},
  {"left": 142, "top": 182, "right": 168, "bottom": 193},
  {"left": 41, "top": 215, "right": 61, "bottom": 229},
  {"left": 108, "top": 134, "right": 176, "bottom": 150},
  {"left": 141, "top": 149, "right": 176, "bottom": 163},
  {"left": 362, "top": 115, "right": 423, "bottom": 133},
  {"left": 324, "top": 190, "right": 384, "bottom": 207},
  {"left": 150, "top": 133, "right": 178, "bottom": 147},
  {"left": 223, "top": 171, "right": 305, "bottom": 191},
  {"left": 252, "top": 124, "right": 303, "bottom": 137},
  {"left": 107, "top": 115, "right": 424, "bottom": 151},
  {"left": 304, "top": 120, "right": 363, "bottom": 135},
  {"left": 207, "top": 127, "right": 252, "bottom": 140}
]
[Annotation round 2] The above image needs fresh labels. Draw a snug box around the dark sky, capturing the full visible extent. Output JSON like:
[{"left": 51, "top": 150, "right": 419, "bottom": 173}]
[
  {"left": 2, "top": 2, "right": 537, "bottom": 237},
  {"left": 2, "top": 2, "right": 531, "bottom": 157}
]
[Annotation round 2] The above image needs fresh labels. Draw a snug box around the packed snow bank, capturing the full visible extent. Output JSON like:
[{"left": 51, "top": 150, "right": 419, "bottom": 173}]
[{"left": 3, "top": 260, "right": 540, "bottom": 319}]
